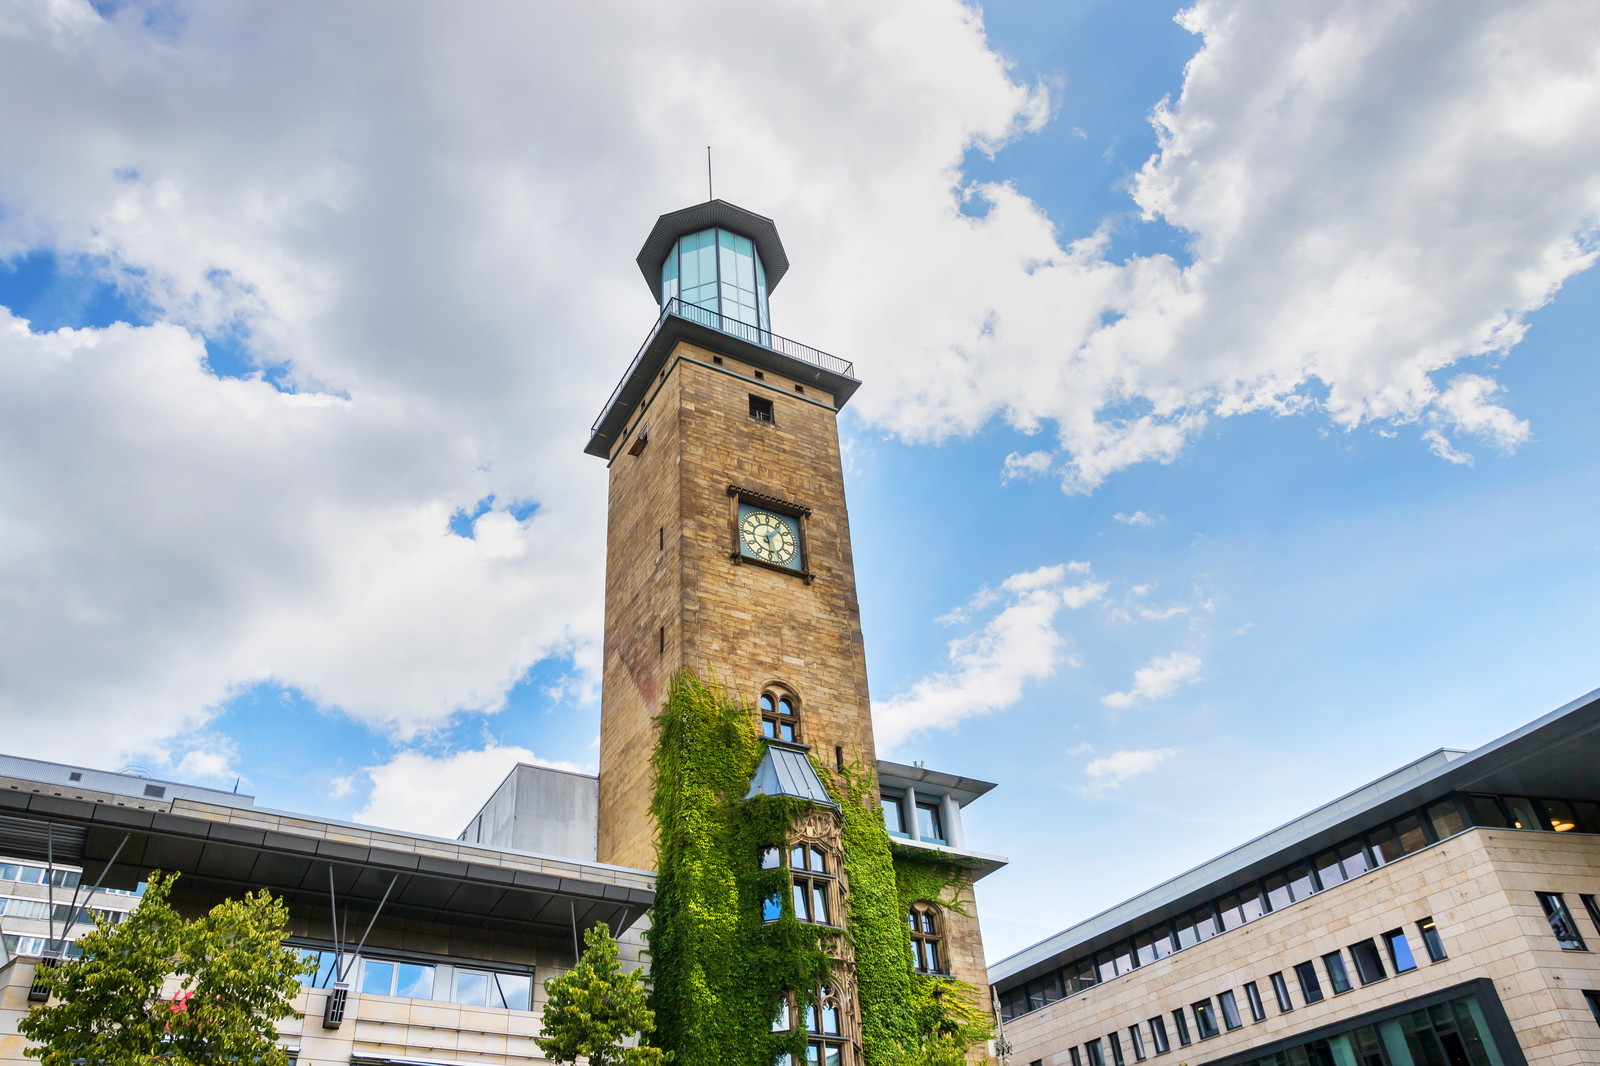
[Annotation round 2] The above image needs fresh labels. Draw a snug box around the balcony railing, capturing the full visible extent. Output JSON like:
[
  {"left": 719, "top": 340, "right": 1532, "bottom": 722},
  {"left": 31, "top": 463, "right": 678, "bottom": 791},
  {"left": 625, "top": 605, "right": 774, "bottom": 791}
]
[{"left": 591, "top": 298, "right": 855, "bottom": 434}]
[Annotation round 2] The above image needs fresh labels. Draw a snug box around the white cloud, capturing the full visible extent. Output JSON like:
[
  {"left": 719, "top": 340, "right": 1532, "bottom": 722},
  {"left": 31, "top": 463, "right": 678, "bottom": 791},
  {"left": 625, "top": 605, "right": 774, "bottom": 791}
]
[
  {"left": 1102, "top": 651, "right": 1203, "bottom": 709},
  {"left": 0, "top": 0, "right": 1593, "bottom": 759},
  {"left": 354, "top": 744, "right": 585, "bottom": 838},
  {"left": 1137, "top": 605, "right": 1188, "bottom": 621},
  {"left": 874, "top": 564, "right": 1107, "bottom": 749},
  {"left": 1084, "top": 747, "right": 1179, "bottom": 787},
  {"left": 1113, "top": 511, "right": 1157, "bottom": 527},
  {"left": 1002, "top": 450, "right": 1054, "bottom": 483}
]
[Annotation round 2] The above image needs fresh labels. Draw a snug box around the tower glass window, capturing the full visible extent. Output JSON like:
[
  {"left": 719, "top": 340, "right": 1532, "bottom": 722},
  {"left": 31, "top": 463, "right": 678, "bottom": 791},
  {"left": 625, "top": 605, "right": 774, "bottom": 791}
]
[
  {"left": 789, "top": 844, "right": 835, "bottom": 925},
  {"left": 659, "top": 227, "right": 771, "bottom": 340},
  {"left": 761, "top": 690, "right": 799, "bottom": 742}
]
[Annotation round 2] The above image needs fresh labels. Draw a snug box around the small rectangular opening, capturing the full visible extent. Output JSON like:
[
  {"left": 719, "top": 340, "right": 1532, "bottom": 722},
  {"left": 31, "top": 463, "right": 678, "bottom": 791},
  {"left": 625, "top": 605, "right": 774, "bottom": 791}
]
[
  {"left": 68, "top": 772, "right": 82, "bottom": 782},
  {"left": 658, "top": 527, "right": 664, "bottom": 551},
  {"left": 627, "top": 425, "right": 649, "bottom": 457},
  {"left": 749, "top": 395, "right": 774, "bottom": 423},
  {"left": 659, "top": 627, "right": 665, "bottom": 655},
  {"left": 754, "top": 370, "right": 765, "bottom": 380},
  {"left": 835, "top": 746, "right": 844, "bottom": 771},
  {"left": 713, "top": 355, "right": 724, "bottom": 365},
  {"left": 143, "top": 784, "right": 166, "bottom": 799}
]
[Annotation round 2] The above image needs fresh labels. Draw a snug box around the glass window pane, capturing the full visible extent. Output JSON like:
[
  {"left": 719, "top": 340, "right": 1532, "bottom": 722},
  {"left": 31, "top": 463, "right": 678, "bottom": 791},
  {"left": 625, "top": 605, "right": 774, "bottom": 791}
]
[
  {"left": 1314, "top": 851, "right": 1345, "bottom": 889},
  {"left": 881, "top": 796, "right": 904, "bottom": 834},
  {"left": 1394, "top": 815, "right": 1428, "bottom": 855},
  {"left": 1192, "top": 906, "right": 1220, "bottom": 942},
  {"left": 791, "top": 845, "right": 806, "bottom": 868},
  {"left": 1542, "top": 799, "right": 1580, "bottom": 832},
  {"left": 1505, "top": 796, "right": 1543, "bottom": 831},
  {"left": 1467, "top": 795, "right": 1512, "bottom": 828},
  {"left": 1337, "top": 839, "right": 1371, "bottom": 878},
  {"left": 1219, "top": 990, "right": 1243, "bottom": 1030},
  {"left": 1133, "top": 931, "right": 1158, "bottom": 966},
  {"left": 763, "top": 893, "right": 782, "bottom": 921},
  {"left": 810, "top": 847, "right": 826, "bottom": 873},
  {"left": 1418, "top": 917, "right": 1447, "bottom": 961},
  {"left": 1350, "top": 939, "right": 1387, "bottom": 983},
  {"left": 396, "top": 963, "right": 434, "bottom": 1000},
  {"left": 1217, "top": 895, "right": 1245, "bottom": 931},
  {"left": 1286, "top": 863, "right": 1316, "bottom": 901},
  {"left": 495, "top": 972, "right": 532, "bottom": 1011},
  {"left": 1384, "top": 928, "right": 1417, "bottom": 972},
  {"left": 916, "top": 802, "right": 945, "bottom": 843},
  {"left": 1270, "top": 971, "right": 1293, "bottom": 1012},
  {"left": 1239, "top": 888, "right": 1266, "bottom": 923},
  {"left": 1572, "top": 800, "right": 1600, "bottom": 833},
  {"left": 813, "top": 884, "right": 830, "bottom": 924},
  {"left": 759, "top": 846, "right": 780, "bottom": 869},
  {"left": 1152, "top": 926, "right": 1176, "bottom": 959},
  {"left": 773, "top": 999, "right": 791, "bottom": 1031},
  {"left": 1427, "top": 799, "right": 1466, "bottom": 840},
  {"left": 1295, "top": 961, "right": 1323, "bottom": 1003},
  {"left": 1322, "top": 952, "right": 1351, "bottom": 994},
  {"left": 793, "top": 883, "right": 811, "bottom": 921},
  {"left": 362, "top": 960, "right": 395, "bottom": 996},
  {"left": 1264, "top": 872, "right": 1293, "bottom": 911}
]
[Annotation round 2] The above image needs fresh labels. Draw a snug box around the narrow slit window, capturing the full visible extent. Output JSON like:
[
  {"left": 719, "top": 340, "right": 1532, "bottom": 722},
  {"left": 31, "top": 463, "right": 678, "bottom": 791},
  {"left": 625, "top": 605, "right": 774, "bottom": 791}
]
[
  {"left": 1384, "top": 928, "right": 1418, "bottom": 972},
  {"left": 1418, "top": 917, "right": 1448, "bottom": 961},
  {"left": 1269, "top": 971, "right": 1293, "bottom": 1012},
  {"left": 1244, "top": 981, "right": 1266, "bottom": 1021},
  {"left": 1538, "top": 892, "right": 1588, "bottom": 950}
]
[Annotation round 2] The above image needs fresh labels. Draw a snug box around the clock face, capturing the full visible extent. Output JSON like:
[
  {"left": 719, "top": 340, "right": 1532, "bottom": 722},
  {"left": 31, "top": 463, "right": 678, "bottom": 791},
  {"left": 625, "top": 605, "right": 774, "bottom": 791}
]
[{"left": 738, "top": 505, "right": 802, "bottom": 569}]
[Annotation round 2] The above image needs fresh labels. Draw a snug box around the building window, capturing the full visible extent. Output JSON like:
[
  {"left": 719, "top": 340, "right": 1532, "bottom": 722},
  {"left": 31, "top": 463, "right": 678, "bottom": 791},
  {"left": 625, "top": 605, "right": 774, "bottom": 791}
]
[
  {"left": 773, "top": 996, "right": 792, "bottom": 1032},
  {"left": 803, "top": 985, "right": 847, "bottom": 1066},
  {"left": 750, "top": 394, "right": 775, "bottom": 423},
  {"left": 1108, "top": 1032, "right": 1125, "bottom": 1066},
  {"left": 881, "top": 792, "right": 908, "bottom": 837},
  {"left": 1585, "top": 990, "right": 1600, "bottom": 1028},
  {"left": 761, "top": 689, "right": 800, "bottom": 742},
  {"left": 1294, "top": 961, "right": 1324, "bottom": 1004},
  {"left": 1322, "top": 951, "right": 1352, "bottom": 994},
  {"left": 1085, "top": 1039, "right": 1106, "bottom": 1066},
  {"left": 909, "top": 904, "right": 944, "bottom": 974},
  {"left": 360, "top": 959, "right": 436, "bottom": 1000},
  {"left": 451, "top": 969, "right": 532, "bottom": 1010},
  {"left": 1418, "top": 917, "right": 1448, "bottom": 961},
  {"left": 1269, "top": 971, "right": 1293, "bottom": 1012},
  {"left": 1218, "top": 990, "right": 1243, "bottom": 1030},
  {"left": 1171, "top": 1008, "right": 1191, "bottom": 1046},
  {"left": 1348, "top": 939, "right": 1387, "bottom": 984},
  {"left": 1192, "top": 999, "right": 1219, "bottom": 1039},
  {"left": 915, "top": 799, "right": 947, "bottom": 844},
  {"left": 1538, "top": 892, "right": 1587, "bottom": 950},
  {"left": 1070, "top": 1051, "right": 1082, "bottom": 1066},
  {"left": 1148, "top": 1015, "right": 1170, "bottom": 1054},
  {"left": 1383, "top": 928, "right": 1418, "bottom": 973},
  {"left": 1128, "top": 1024, "right": 1146, "bottom": 1061},
  {"left": 1244, "top": 981, "right": 1266, "bottom": 1021},
  {"left": 789, "top": 844, "right": 835, "bottom": 925}
]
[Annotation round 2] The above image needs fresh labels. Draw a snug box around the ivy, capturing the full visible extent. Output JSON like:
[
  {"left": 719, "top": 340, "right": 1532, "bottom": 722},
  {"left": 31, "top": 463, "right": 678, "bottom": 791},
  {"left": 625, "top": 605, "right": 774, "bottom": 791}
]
[{"left": 647, "top": 670, "right": 992, "bottom": 1066}]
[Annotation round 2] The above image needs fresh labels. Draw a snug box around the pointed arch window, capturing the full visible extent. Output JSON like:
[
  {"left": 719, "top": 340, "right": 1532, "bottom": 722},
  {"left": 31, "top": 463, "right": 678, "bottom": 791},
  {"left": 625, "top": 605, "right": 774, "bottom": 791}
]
[{"left": 909, "top": 903, "right": 945, "bottom": 974}]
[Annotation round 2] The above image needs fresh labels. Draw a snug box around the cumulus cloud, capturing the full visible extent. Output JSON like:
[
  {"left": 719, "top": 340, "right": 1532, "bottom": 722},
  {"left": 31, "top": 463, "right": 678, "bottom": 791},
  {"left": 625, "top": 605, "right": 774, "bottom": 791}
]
[
  {"left": 1101, "top": 651, "right": 1203, "bottom": 709},
  {"left": 874, "top": 564, "right": 1106, "bottom": 749},
  {"left": 354, "top": 744, "right": 585, "bottom": 838},
  {"left": 0, "top": 0, "right": 1593, "bottom": 761},
  {"left": 1113, "top": 511, "right": 1157, "bottom": 527},
  {"left": 1084, "top": 747, "right": 1179, "bottom": 787}
]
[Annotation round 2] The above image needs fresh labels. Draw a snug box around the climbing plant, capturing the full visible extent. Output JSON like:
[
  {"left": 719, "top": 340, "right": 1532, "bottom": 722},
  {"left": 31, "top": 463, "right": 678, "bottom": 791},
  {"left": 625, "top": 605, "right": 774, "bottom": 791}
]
[{"left": 647, "top": 670, "right": 992, "bottom": 1066}]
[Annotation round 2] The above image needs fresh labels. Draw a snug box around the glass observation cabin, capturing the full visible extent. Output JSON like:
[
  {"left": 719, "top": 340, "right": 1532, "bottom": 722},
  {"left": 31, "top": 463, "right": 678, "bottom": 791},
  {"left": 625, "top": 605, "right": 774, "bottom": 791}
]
[{"left": 634, "top": 199, "right": 791, "bottom": 345}]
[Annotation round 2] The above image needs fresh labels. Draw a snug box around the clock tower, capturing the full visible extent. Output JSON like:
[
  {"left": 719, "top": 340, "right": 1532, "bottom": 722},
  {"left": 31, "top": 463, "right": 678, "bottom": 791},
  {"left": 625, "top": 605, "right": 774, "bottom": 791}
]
[
  {"left": 586, "top": 200, "right": 1000, "bottom": 1063},
  {"left": 587, "top": 199, "right": 875, "bottom": 872}
]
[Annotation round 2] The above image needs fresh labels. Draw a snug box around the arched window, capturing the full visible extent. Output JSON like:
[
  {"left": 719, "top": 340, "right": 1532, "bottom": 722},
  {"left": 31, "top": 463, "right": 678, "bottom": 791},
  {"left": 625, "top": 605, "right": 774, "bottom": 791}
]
[
  {"left": 771, "top": 986, "right": 849, "bottom": 1066},
  {"left": 760, "top": 688, "right": 800, "bottom": 743},
  {"left": 909, "top": 903, "right": 944, "bottom": 974}
]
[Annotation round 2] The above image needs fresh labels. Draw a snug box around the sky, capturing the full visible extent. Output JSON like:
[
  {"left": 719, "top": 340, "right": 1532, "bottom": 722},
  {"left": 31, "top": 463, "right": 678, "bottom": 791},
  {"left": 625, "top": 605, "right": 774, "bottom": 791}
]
[{"left": 0, "top": 0, "right": 1597, "bottom": 965}]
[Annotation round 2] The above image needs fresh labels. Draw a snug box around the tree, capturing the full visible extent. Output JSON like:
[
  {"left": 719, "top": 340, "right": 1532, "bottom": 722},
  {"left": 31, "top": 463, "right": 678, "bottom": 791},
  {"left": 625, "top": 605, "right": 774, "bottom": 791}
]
[
  {"left": 18, "top": 871, "right": 311, "bottom": 1066},
  {"left": 537, "top": 921, "right": 666, "bottom": 1066}
]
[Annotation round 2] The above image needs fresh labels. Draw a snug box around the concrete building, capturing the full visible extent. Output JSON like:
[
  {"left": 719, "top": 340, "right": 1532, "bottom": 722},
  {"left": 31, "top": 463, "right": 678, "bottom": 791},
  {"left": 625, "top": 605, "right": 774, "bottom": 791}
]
[{"left": 988, "top": 688, "right": 1600, "bottom": 1066}]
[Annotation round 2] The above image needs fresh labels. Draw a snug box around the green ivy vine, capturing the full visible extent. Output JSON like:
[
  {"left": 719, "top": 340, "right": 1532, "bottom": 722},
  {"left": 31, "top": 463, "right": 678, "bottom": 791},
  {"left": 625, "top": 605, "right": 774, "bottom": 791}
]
[{"left": 647, "top": 670, "right": 992, "bottom": 1066}]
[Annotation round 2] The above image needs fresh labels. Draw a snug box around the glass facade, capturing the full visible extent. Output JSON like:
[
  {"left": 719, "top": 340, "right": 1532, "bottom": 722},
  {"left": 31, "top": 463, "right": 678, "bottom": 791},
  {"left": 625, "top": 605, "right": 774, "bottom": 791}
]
[
  {"left": 659, "top": 227, "right": 771, "bottom": 339},
  {"left": 1233, "top": 991, "right": 1509, "bottom": 1066}
]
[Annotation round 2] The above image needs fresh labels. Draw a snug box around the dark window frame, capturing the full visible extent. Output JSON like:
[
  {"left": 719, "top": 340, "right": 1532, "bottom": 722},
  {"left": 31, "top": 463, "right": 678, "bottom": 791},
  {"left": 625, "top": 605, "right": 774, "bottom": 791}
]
[
  {"left": 1244, "top": 981, "right": 1266, "bottom": 1021},
  {"left": 749, "top": 394, "right": 775, "bottom": 423},
  {"left": 1295, "top": 961, "right": 1324, "bottom": 1003},
  {"left": 1383, "top": 928, "right": 1418, "bottom": 973},
  {"left": 1171, "top": 1008, "right": 1191, "bottom": 1047},
  {"left": 1148, "top": 1015, "right": 1170, "bottom": 1054},
  {"left": 1418, "top": 917, "right": 1448, "bottom": 962},
  {"left": 1322, "top": 950, "right": 1353, "bottom": 994},
  {"left": 1537, "top": 892, "right": 1588, "bottom": 950},
  {"left": 1218, "top": 989, "right": 1243, "bottom": 1031},
  {"left": 1192, "top": 999, "right": 1220, "bottom": 1039},
  {"left": 1349, "top": 938, "right": 1388, "bottom": 984},
  {"left": 1269, "top": 971, "right": 1293, "bottom": 1012}
]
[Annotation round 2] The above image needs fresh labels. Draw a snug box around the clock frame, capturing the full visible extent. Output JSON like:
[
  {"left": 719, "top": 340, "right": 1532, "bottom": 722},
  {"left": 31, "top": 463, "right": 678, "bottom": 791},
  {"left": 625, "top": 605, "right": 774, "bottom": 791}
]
[{"left": 728, "top": 484, "right": 813, "bottom": 583}]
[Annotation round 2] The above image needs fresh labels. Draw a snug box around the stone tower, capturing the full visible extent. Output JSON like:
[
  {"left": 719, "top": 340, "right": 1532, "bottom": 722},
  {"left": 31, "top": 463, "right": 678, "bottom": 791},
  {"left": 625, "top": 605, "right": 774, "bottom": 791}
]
[
  {"left": 586, "top": 200, "right": 1000, "bottom": 1063},
  {"left": 586, "top": 200, "right": 873, "bottom": 872}
]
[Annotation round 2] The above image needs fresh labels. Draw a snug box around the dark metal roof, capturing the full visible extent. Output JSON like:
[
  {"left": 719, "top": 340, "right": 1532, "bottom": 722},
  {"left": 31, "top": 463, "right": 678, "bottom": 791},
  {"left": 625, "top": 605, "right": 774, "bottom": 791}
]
[
  {"left": 635, "top": 199, "right": 790, "bottom": 302},
  {"left": 745, "top": 742, "right": 837, "bottom": 806}
]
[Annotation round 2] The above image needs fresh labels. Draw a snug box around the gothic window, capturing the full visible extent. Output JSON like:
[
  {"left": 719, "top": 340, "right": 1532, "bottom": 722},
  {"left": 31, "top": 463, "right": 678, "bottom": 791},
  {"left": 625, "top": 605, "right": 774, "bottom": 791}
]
[
  {"left": 773, "top": 986, "right": 849, "bottom": 1066},
  {"left": 790, "top": 844, "right": 835, "bottom": 925},
  {"left": 908, "top": 903, "right": 944, "bottom": 974},
  {"left": 761, "top": 688, "right": 800, "bottom": 743}
]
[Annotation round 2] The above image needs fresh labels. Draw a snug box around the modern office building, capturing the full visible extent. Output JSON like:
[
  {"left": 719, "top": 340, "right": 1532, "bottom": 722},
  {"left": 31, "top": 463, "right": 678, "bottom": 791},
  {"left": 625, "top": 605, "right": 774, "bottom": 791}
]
[
  {"left": 988, "top": 688, "right": 1600, "bottom": 1066},
  {"left": 0, "top": 752, "right": 654, "bottom": 1066}
]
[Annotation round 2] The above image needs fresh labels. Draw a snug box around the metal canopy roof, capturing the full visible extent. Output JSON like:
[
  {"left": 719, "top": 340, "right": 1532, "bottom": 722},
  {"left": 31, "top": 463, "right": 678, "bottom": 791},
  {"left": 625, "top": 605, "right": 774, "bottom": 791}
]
[
  {"left": 0, "top": 778, "right": 653, "bottom": 943},
  {"left": 635, "top": 199, "right": 790, "bottom": 302},
  {"left": 745, "top": 741, "right": 837, "bottom": 806}
]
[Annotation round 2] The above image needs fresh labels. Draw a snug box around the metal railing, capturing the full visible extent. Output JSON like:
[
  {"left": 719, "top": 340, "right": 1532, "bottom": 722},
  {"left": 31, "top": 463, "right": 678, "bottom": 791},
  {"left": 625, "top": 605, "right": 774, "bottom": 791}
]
[{"left": 591, "top": 298, "right": 854, "bottom": 434}]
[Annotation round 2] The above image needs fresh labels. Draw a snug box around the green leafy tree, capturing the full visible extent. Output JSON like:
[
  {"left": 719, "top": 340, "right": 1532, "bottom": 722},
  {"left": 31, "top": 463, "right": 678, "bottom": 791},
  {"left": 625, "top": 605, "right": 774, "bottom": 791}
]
[
  {"left": 537, "top": 921, "right": 666, "bottom": 1066},
  {"left": 18, "top": 871, "right": 311, "bottom": 1066}
]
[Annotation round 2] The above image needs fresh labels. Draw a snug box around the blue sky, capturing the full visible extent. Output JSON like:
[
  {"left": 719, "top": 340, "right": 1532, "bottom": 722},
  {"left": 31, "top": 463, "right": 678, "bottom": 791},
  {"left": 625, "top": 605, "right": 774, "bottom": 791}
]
[{"left": 0, "top": 0, "right": 1596, "bottom": 963}]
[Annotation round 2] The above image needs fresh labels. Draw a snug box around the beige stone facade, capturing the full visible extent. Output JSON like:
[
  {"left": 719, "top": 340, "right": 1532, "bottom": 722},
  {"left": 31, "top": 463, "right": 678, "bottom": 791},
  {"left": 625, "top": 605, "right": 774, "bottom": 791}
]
[
  {"left": 597, "top": 337, "right": 876, "bottom": 871},
  {"left": 999, "top": 828, "right": 1600, "bottom": 1066}
]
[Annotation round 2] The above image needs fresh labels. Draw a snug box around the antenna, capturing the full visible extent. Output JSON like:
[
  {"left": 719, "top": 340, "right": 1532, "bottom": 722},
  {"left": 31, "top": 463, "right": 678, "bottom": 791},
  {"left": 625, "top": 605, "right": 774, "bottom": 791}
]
[{"left": 707, "top": 146, "right": 713, "bottom": 201}]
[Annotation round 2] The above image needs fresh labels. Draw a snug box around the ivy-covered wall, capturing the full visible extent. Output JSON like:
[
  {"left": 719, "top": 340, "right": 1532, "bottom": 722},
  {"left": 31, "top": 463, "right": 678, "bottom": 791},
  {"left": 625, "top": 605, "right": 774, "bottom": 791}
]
[{"left": 647, "top": 671, "right": 991, "bottom": 1066}]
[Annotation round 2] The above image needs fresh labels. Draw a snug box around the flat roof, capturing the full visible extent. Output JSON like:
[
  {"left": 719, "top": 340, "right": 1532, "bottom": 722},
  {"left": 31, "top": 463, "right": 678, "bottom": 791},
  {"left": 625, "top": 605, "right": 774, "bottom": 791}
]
[
  {"left": 0, "top": 752, "right": 654, "bottom": 941},
  {"left": 989, "top": 685, "right": 1600, "bottom": 986}
]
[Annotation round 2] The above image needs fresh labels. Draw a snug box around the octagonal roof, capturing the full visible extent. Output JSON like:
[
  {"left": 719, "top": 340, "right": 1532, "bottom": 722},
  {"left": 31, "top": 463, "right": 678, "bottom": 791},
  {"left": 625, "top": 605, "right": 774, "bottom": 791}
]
[{"left": 635, "top": 199, "right": 790, "bottom": 301}]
